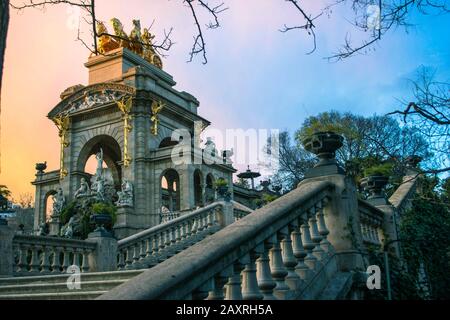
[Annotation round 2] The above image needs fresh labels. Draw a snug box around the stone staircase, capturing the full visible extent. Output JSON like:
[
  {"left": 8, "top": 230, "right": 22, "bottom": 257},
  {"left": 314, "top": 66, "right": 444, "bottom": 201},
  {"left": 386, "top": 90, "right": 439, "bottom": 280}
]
[{"left": 0, "top": 270, "right": 144, "bottom": 300}]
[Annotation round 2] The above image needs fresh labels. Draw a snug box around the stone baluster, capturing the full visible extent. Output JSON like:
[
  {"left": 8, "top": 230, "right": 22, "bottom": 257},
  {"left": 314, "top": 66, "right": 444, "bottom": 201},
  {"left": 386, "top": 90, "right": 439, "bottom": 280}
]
[
  {"left": 40, "top": 246, "right": 51, "bottom": 274},
  {"left": 301, "top": 217, "right": 319, "bottom": 271},
  {"left": 165, "top": 229, "right": 171, "bottom": 248},
  {"left": 29, "top": 245, "right": 41, "bottom": 273},
  {"left": 292, "top": 217, "right": 313, "bottom": 280},
  {"left": 180, "top": 222, "right": 187, "bottom": 241},
  {"left": 209, "top": 209, "right": 215, "bottom": 227},
  {"left": 316, "top": 198, "right": 333, "bottom": 254},
  {"left": 145, "top": 238, "right": 152, "bottom": 258},
  {"left": 61, "top": 248, "right": 71, "bottom": 273},
  {"left": 225, "top": 260, "right": 245, "bottom": 300},
  {"left": 281, "top": 225, "right": 302, "bottom": 291},
  {"left": 71, "top": 248, "right": 79, "bottom": 268},
  {"left": 175, "top": 225, "right": 182, "bottom": 244},
  {"left": 117, "top": 250, "right": 125, "bottom": 270},
  {"left": 51, "top": 247, "right": 62, "bottom": 273},
  {"left": 125, "top": 246, "right": 133, "bottom": 269},
  {"left": 256, "top": 241, "right": 277, "bottom": 300},
  {"left": 309, "top": 207, "right": 326, "bottom": 261},
  {"left": 17, "top": 244, "right": 29, "bottom": 273},
  {"left": 269, "top": 233, "right": 290, "bottom": 299},
  {"left": 190, "top": 217, "right": 198, "bottom": 236},
  {"left": 138, "top": 240, "right": 146, "bottom": 264},
  {"left": 82, "top": 249, "right": 91, "bottom": 272},
  {"left": 158, "top": 231, "right": 165, "bottom": 251},
  {"left": 241, "top": 251, "right": 264, "bottom": 300},
  {"left": 151, "top": 235, "right": 159, "bottom": 256},
  {"left": 207, "top": 267, "right": 233, "bottom": 300},
  {"left": 131, "top": 243, "right": 140, "bottom": 267}
]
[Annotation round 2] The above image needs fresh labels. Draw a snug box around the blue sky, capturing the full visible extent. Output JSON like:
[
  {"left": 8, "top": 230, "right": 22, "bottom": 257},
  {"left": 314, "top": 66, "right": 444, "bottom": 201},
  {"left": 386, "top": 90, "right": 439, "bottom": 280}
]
[{"left": 2, "top": 0, "right": 449, "bottom": 195}]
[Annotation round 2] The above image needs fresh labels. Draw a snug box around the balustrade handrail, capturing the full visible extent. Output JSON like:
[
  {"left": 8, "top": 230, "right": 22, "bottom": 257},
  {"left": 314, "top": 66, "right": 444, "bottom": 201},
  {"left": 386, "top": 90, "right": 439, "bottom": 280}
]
[
  {"left": 99, "top": 180, "right": 334, "bottom": 300},
  {"left": 357, "top": 199, "right": 385, "bottom": 222},
  {"left": 117, "top": 202, "right": 223, "bottom": 250},
  {"left": 13, "top": 234, "right": 97, "bottom": 250},
  {"left": 388, "top": 174, "right": 419, "bottom": 213}
]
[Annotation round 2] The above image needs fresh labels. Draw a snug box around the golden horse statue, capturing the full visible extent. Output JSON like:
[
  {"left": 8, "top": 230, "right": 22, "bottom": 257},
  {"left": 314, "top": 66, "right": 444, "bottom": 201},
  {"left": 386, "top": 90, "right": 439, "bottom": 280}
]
[
  {"left": 142, "top": 28, "right": 163, "bottom": 69},
  {"left": 129, "top": 19, "right": 144, "bottom": 56},
  {"left": 110, "top": 18, "right": 131, "bottom": 50},
  {"left": 96, "top": 21, "right": 119, "bottom": 54}
]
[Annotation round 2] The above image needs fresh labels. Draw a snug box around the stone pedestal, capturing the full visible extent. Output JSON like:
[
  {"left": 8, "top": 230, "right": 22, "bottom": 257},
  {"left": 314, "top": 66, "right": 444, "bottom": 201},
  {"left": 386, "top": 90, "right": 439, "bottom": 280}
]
[
  {"left": 0, "top": 223, "right": 15, "bottom": 277},
  {"left": 87, "top": 232, "right": 118, "bottom": 272},
  {"left": 49, "top": 215, "right": 61, "bottom": 236},
  {"left": 113, "top": 206, "right": 137, "bottom": 239},
  {"left": 300, "top": 174, "right": 365, "bottom": 272},
  {"left": 217, "top": 201, "right": 234, "bottom": 228}
]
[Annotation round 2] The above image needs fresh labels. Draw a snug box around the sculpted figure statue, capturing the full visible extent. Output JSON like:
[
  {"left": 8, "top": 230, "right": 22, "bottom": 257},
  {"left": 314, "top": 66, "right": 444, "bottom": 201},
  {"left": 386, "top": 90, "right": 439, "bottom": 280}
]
[
  {"left": 60, "top": 215, "right": 79, "bottom": 239},
  {"left": 95, "top": 148, "right": 104, "bottom": 178},
  {"left": 110, "top": 18, "right": 131, "bottom": 50},
  {"left": 129, "top": 19, "right": 143, "bottom": 56},
  {"left": 74, "top": 178, "right": 91, "bottom": 198},
  {"left": 96, "top": 21, "right": 119, "bottom": 54},
  {"left": 142, "top": 28, "right": 163, "bottom": 69},
  {"left": 52, "top": 187, "right": 65, "bottom": 216},
  {"left": 94, "top": 176, "right": 106, "bottom": 202},
  {"left": 116, "top": 179, "right": 134, "bottom": 207}
]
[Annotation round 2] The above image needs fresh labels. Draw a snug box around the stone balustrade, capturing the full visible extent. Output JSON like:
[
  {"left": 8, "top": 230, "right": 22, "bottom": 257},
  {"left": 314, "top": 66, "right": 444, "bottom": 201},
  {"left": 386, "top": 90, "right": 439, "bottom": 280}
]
[
  {"left": 12, "top": 235, "right": 97, "bottom": 276},
  {"left": 99, "top": 180, "right": 339, "bottom": 300},
  {"left": 116, "top": 202, "right": 224, "bottom": 270},
  {"left": 358, "top": 200, "right": 384, "bottom": 246}
]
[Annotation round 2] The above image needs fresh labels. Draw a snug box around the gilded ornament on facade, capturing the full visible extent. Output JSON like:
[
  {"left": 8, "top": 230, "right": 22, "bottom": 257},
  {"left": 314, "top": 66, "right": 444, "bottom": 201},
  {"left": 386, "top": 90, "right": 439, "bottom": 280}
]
[
  {"left": 117, "top": 96, "right": 133, "bottom": 167},
  {"left": 150, "top": 100, "right": 165, "bottom": 135},
  {"left": 52, "top": 114, "right": 70, "bottom": 179},
  {"left": 96, "top": 18, "right": 163, "bottom": 69}
]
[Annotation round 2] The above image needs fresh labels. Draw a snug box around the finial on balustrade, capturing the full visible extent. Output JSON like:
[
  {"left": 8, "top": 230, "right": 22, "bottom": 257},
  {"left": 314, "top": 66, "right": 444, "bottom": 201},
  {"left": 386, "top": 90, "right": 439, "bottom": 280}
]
[
  {"left": 301, "top": 131, "right": 345, "bottom": 178},
  {"left": 360, "top": 175, "right": 389, "bottom": 200}
]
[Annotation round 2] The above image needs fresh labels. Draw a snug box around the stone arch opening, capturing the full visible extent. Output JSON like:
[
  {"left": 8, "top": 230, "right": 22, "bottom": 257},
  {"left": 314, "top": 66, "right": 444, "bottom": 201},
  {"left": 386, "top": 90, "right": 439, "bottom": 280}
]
[
  {"left": 205, "top": 173, "right": 215, "bottom": 204},
  {"left": 44, "top": 190, "right": 57, "bottom": 222},
  {"left": 193, "top": 169, "right": 203, "bottom": 207},
  {"left": 160, "top": 169, "right": 180, "bottom": 212},
  {"left": 76, "top": 135, "right": 122, "bottom": 189}
]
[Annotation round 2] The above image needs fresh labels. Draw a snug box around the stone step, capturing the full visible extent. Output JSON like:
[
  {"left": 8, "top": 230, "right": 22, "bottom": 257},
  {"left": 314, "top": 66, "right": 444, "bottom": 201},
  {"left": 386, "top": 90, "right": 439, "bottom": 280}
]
[
  {"left": 0, "top": 290, "right": 108, "bottom": 300},
  {"left": 0, "top": 279, "right": 127, "bottom": 295},
  {"left": 0, "top": 269, "right": 144, "bottom": 286}
]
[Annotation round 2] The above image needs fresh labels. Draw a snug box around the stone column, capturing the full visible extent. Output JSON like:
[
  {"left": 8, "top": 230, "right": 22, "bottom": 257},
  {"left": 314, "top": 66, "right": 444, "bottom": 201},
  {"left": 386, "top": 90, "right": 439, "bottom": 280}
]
[
  {"left": 32, "top": 174, "right": 45, "bottom": 233},
  {"left": 0, "top": 222, "right": 14, "bottom": 277},
  {"left": 179, "top": 167, "right": 194, "bottom": 211}
]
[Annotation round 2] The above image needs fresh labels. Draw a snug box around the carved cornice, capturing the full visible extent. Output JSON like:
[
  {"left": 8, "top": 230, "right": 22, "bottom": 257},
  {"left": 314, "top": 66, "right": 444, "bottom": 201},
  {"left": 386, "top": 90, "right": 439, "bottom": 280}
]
[{"left": 48, "top": 83, "right": 136, "bottom": 119}]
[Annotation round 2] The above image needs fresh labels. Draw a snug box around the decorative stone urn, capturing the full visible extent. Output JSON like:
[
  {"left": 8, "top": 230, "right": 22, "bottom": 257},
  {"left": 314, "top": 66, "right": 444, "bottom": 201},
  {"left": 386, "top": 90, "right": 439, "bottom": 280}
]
[
  {"left": 35, "top": 162, "right": 47, "bottom": 174},
  {"left": 302, "top": 131, "right": 344, "bottom": 167},
  {"left": 90, "top": 214, "right": 113, "bottom": 235},
  {"left": 302, "top": 131, "right": 345, "bottom": 178},
  {"left": 360, "top": 175, "right": 389, "bottom": 199}
]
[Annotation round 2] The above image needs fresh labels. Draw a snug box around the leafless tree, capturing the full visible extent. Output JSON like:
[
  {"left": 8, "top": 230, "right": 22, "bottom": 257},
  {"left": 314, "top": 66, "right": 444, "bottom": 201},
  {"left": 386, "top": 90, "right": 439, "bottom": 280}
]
[
  {"left": 388, "top": 66, "right": 450, "bottom": 174},
  {"left": 7, "top": 0, "right": 450, "bottom": 65},
  {"left": 15, "top": 192, "right": 34, "bottom": 208},
  {"left": 9, "top": 0, "right": 174, "bottom": 57}
]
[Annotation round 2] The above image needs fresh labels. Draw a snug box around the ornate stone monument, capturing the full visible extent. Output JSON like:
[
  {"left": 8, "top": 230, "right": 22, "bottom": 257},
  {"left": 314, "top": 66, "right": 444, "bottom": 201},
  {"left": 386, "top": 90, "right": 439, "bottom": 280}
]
[{"left": 32, "top": 18, "right": 236, "bottom": 239}]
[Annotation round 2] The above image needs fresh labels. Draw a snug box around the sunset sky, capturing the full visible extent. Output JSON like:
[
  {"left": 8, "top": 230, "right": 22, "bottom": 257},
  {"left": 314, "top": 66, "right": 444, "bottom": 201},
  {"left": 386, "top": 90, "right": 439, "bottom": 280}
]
[{"left": 1, "top": 0, "right": 449, "bottom": 199}]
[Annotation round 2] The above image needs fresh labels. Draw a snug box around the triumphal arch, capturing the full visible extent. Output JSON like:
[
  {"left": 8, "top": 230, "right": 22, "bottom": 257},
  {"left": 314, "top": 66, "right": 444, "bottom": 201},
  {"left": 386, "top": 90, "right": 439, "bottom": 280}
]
[{"left": 32, "top": 20, "right": 235, "bottom": 238}]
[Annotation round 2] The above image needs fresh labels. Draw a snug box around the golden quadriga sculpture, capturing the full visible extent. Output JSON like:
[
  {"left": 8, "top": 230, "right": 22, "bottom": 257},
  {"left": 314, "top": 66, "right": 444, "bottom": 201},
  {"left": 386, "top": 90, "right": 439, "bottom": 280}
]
[{"left": 96, "top": 18, "right": 163, "bottom": 69}]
